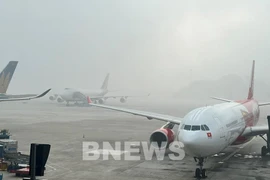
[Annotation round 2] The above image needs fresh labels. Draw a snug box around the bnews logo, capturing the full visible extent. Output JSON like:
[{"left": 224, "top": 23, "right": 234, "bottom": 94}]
[{"left": 82, "top": 141, "right": 185, "bottom": 161}]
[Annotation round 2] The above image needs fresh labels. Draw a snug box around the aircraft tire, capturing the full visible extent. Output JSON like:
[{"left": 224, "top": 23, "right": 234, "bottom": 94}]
[
  {"left": 201, "top": 169, "right": 207, "bottom": 178},
  {"left": 195, "top": 168, "right": 201, "bottom": 178},
  {"left": 261, "top": 146, "right": 267, "bottom": 157}
]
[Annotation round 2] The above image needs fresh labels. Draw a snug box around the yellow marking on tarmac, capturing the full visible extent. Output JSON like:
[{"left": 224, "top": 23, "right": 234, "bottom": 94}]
[
  {"left": 207, "top": 138, "right": 255, "bottom": 179},
  {"left": 219, "top": 138, "right": 254, "bottom": 163}
]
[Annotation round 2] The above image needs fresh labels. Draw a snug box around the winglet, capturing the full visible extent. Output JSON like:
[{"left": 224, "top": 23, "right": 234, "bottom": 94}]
[
  {"left": 36, "top": 89, "right": 51, "bottom": 98},
  {"left": 87, "top": 96, "right": 92, "bottom": 104},
  {"left": 0, "top": 88, "right": 51, "bottom": 102}
]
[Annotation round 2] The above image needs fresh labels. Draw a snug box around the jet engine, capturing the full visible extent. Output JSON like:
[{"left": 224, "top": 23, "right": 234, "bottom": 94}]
[
  {"left": 149, "top": 128, "right": 175, "bottom": 149},
  {"left": 57, "top": 97, "right": 64, "bottom": 103},
  {"left": 49, "top": 96, "right": 55, "bottom": 101},
  {"left": 98, "top": 99, "right": 105, "bottom": 104},
  {"left": 49, "top": 94, "right": 58, "bottom": 101},
  {"left": 120, "top": 97, "right": 127, "bottom": 103}
]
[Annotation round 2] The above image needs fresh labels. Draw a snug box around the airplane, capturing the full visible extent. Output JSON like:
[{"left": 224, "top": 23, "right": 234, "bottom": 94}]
[
  {"left": 86, "top": 60, "right": 270, "bottom": 178},
  {"left": 0, "top": 89, "right": 51, "bottom": 102},
  {"left": 0, "top": 61, "right": 38, "bottom": 99},
  {"left": 49, "top": 73, "right": 146, "bottom": 106}
]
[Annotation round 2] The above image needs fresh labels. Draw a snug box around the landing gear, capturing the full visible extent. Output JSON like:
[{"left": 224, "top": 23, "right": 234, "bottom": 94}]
[
  {"left": 194, "top": 157, "right": 207, "bottom": 179},
  {"left": 259, "top": 116, "right": 270, "bottom": 157},
  {"left": 260, "top": 134, "right": 270, "bottom": 156},
  {"left": 261, "top": 146, "right": 267, "bottom": 156},
  {"left": 195, "top": 168, "right": 200, "bottom": 178}
]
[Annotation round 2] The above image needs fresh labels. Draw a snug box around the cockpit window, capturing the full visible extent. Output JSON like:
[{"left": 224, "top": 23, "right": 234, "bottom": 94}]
[
  {"left": 203, "top": 125, "right": 210, "bottom": 131},
  {"left": 184, "top": 125, "right": 191, "bottom": 130},
  {"left": 181, "top": 124, "right": 185, "bottom": 129},
  {"left": 183, "top": 124, "right": 209, "bottom": 131},
  {"left": 191, "top": 125, "right": 200, "bottom": 131},
  {"left": 201, "top": 125, "right": 205, "bottom": 131}
]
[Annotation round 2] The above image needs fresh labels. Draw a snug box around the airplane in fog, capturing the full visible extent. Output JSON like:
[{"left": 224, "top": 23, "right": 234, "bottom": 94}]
[
  {"left": 0, "top": 61, "right": 39, "bottom": 100},
  {"left": 87, "top": 60, "right": 270, "bottom": 178},
  {"left": 0, "top": 61, "right": 51, "bottom": 102},
  {"left": 49, "top": 73, "right": 145, "bottom": 106}
]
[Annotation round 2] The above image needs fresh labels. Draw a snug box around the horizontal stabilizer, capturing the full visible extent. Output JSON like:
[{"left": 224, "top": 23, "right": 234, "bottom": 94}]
[
  {"left": 211, "top": 97, "right": 232, "bottom": 102},
  {"left": 258, "top": 102, "right": 270, "bottom": 106}
]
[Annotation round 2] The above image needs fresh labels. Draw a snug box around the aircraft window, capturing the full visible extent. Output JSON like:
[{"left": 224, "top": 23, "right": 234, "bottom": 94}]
[
  {"left": 191, "top": 125, "right": 200, "bottom": 131},
  {"left": 203, "top": 125, "right": 210, "bottom": 131},
  {"left": 184, "top": 125, "right": 191, "bottom": 130},
  {"left": 201, "top": 125, "right": 206, "bottom": 131}
]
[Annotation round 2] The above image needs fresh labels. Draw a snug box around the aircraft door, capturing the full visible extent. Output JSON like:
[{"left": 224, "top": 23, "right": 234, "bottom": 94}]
[
  {"left": 219, "top": 127, "right": 225, "bottom": 138},
  {"left": 214, "top": 117, "right": 226, "bottom": 139}
]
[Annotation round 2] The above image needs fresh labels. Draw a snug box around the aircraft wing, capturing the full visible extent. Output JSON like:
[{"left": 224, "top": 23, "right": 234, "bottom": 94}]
[
  {"left": 90, "top": 94, "right": 150, "bottom": 100},
  {"left": 211, "top": 97, "right": 270, "bottom": 106},
  {"left": 241, "top": 126, "right": 269, "bottom": 137},
  {"left": 87, "top": 97, "right": 182, "bottom": 124},
  {"left": 0, "top": 89, "right": 51, "bottom": 102}
]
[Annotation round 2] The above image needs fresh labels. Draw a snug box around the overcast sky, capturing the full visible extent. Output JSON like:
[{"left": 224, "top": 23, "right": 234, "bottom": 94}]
[{"left": 0, "top": 0, "right": 270, "bottom": 95}]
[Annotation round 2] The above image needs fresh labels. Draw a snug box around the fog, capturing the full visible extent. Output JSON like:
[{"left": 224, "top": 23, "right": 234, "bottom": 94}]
[{"left": 1, "top": 0, "right": 270, "bottom": 99}]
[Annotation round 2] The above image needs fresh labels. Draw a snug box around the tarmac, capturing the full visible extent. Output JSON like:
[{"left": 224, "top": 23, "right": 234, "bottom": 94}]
[{"left": 1, "top": 98, "right": 270, "bottom": 180}]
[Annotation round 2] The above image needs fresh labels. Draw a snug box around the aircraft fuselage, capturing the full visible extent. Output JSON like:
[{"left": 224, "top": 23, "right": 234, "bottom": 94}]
[
  {"left": 59, "top": 88, "right": 108, "bottom": 102},
  {"left": 178, "top": 99, "right": 259, "bottom": 157}
]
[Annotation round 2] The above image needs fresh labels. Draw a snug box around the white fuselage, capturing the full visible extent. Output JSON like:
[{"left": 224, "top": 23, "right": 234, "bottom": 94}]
[
  {"left": 178, "top": 100, "right": 259, "bottom": 157},
  {"left": 59, "top": 88, "right": 108, "bottom": 102}
]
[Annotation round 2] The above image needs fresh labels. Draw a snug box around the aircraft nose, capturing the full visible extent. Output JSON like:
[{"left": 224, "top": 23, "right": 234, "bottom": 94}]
[
  {"left": 179, "top": 131, "right": 214, "bottom": 157},
  {"left": 179, "top": 132, "right": 202, "bottom": 156}
]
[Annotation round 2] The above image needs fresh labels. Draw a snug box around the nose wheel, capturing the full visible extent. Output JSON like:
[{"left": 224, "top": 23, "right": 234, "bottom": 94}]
[{"left": 194, "top": 157, "right": 207, "bottom": 179}]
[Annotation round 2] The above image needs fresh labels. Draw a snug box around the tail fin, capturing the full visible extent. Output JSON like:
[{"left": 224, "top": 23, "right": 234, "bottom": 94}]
[
  {"left": 0, "top": 61, "right": 18, "bottom": 93},
  {"left": 101, "top": 73, "right": 110, "bottom": 90},
  {"left": 87, "top": 96, "right": 92, "bottom": 104},
  {"left": 247, "top": 60, "right": 255, "bottom": 100}
]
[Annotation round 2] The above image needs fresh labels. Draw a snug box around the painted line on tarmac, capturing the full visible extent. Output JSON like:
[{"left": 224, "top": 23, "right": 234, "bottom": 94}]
[
  {"left": 46, "top": 164, "right": 57, "bottom": 171},
  {"left": 206, "top": 139, "right": 255, "bottom": 179},
  {"left": 219, "top": 138, "right": 254, "bottom": 163}
]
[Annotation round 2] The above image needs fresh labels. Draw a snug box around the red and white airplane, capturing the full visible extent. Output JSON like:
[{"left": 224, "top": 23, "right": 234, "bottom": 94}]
[{"left": 87, "top": 60, "right": 270, "bottom": 178}]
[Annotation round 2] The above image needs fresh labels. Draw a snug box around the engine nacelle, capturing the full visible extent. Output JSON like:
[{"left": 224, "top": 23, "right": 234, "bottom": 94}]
[
  {"left": 120, "top": 97, "right": 127, "bottom": 103},
  {"left": 149, "top": 128, "right": 175, "bottom": 149},
  {"left": 49, "top": 96, "right": 55, "bottom": 101},
  {"left": 98, "top": 99, "right": 105, "bottom": 104},
  {"left": 57, "top": 98, "right": 64, "bottom": 103}
]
